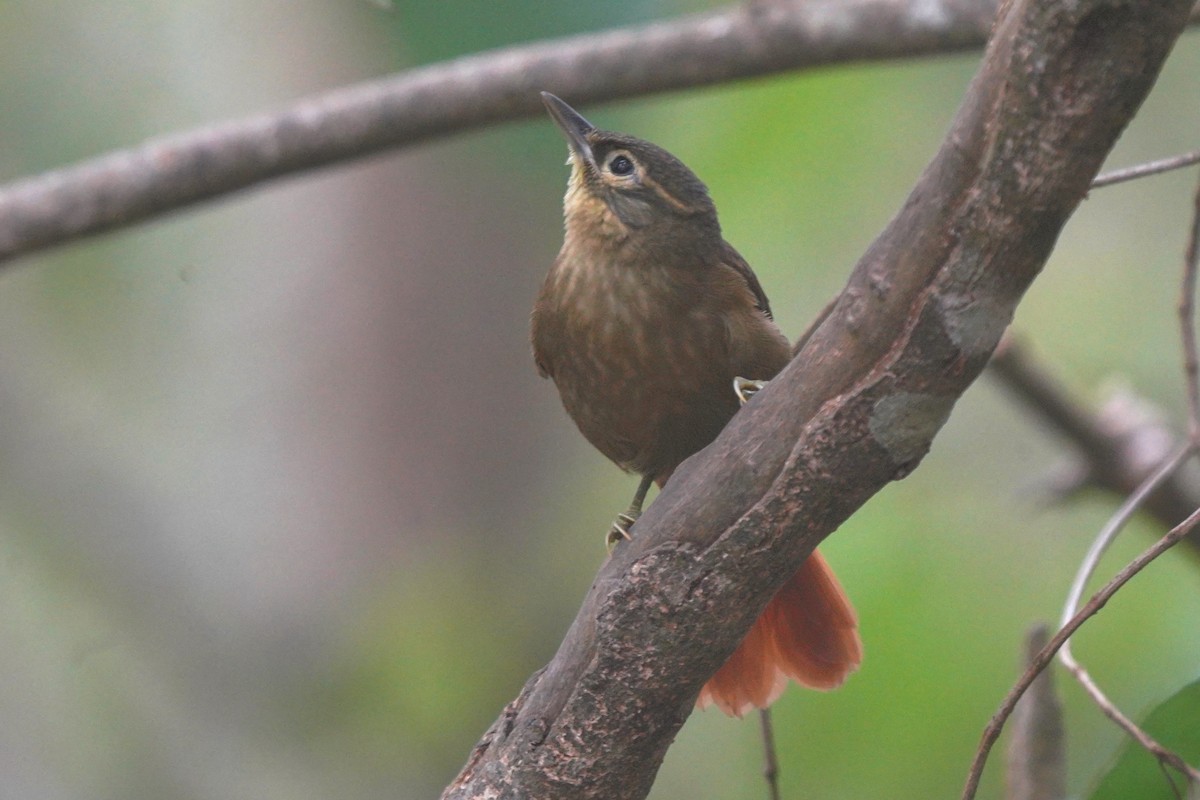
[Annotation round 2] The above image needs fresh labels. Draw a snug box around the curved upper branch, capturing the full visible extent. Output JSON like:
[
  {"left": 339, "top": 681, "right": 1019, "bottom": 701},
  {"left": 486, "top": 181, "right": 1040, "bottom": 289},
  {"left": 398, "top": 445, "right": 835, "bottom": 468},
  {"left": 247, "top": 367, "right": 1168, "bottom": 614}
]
[
  {"left": 442, "top": 0, "right": 1197, "bottom": 798},
  {"left": 0, "top": 0, "right": 1027, "bottom": 265}
]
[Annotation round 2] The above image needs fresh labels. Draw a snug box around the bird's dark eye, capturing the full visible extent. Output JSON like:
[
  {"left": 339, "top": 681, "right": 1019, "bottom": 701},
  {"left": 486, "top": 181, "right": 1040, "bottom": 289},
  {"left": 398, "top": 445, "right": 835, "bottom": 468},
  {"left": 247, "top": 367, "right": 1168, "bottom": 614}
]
[{"left": 607, "top": 154, "right": 635, "bottom": 176}]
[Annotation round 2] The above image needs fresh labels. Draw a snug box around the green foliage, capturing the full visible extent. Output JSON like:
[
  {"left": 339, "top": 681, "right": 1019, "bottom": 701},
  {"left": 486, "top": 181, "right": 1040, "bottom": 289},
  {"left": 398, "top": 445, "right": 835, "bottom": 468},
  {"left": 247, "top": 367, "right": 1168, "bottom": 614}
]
[{"left": 1088, "top": 679, "right": 1200, "bottom": 800}]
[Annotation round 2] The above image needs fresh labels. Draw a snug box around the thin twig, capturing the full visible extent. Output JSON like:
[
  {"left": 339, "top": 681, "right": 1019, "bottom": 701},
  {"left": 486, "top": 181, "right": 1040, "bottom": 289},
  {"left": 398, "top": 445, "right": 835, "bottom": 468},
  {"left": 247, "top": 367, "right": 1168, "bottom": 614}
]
[
  {"left": 960, "top": 447, "right": 1199, "bottom": 800},
  {"left": 759, "top": 709, "right": 781, "bottom": 800},
  {"left": 1056, "top": 445, "right": 1200, "bottom": 785},
  {"left": 985, "top": 157, "right": 1200, "bottom": 800},
  {"left": 1059, "top": 659, "right": 1200, "bottom": 786},
  {"left": 1180, "top": 173, "right": 1200, "bottom": 440},
  {"left": 1058, "top": 445, "right": 1194, "bottom": 626},
  {"left": 1091, "top": 150, "right": 1200, "bottom": 189},
  {"left": 1045, "top": 169, "right": 1200, "bottom": 794}
]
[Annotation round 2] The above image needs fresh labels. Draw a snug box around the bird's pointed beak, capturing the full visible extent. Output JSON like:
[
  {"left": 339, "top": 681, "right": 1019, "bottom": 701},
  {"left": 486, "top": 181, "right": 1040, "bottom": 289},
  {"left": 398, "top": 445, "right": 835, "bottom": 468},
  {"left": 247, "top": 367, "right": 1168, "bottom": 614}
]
[{"left": 541, "top": 92, "right": 596, "bottom": 167}]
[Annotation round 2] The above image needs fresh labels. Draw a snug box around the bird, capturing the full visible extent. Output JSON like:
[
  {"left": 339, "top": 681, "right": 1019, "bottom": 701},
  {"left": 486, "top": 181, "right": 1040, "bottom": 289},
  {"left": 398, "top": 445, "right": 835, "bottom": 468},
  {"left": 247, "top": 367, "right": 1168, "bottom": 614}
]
[{"left": 531, "top": 92, "right": 861, "bottom": 717}]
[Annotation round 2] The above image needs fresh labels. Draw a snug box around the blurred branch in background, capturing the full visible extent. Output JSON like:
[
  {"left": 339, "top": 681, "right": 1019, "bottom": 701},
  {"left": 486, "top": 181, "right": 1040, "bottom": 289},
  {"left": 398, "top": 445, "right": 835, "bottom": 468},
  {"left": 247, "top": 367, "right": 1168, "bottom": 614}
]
[
  {"left": 0, "top": 0, "right": 1198, "bottom": 265},
  {"left": 1005, "top": 626, "right": 1066, "bottom": 800},
  {"left": 988, "top": 337, "right": 1200, "bottom": 554}
]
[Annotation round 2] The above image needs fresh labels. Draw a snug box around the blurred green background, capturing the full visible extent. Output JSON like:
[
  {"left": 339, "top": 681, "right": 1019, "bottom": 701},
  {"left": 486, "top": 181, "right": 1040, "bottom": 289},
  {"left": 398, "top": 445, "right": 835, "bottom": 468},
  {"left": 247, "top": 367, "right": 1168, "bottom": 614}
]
[{"left": 0, "top": 2, "right": 1197, "bottom": 799}]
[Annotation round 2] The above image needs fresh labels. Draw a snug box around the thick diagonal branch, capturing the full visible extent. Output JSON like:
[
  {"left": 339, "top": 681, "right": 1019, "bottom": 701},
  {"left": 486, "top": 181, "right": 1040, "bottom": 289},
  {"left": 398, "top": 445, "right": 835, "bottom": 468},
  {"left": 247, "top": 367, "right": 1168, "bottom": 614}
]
[{"left": 442, "top": 1, "right": 1195, "bottom": 798}]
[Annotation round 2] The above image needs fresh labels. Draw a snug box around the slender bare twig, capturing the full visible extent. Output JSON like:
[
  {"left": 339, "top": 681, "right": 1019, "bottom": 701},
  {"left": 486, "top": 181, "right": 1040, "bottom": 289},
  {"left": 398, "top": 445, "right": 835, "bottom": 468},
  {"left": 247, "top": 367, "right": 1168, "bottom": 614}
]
[
  {"left": 983, "top": 154, "right": 1200, "bottom": 800},
  {"left": 1059, "top": 660, "right": 1200, "bottom": 786},
  {"left": 1042, "top": 170, "right": 1200, "bottom": 794},
  {"left": 962, "top": 500, "right": 1200, "bottom": 800},
  {"left": 1091, "top": 149, "right": 1200, "bottom": 189},
  {"left": 1180, "top": 173, "right": 1200, "bottom": 439},
  {"left": 759, "top": 709, "right": 781, "bottom": 800},
  {"left": 1058, "top": 445, "right": 1194, "bottom": 621},
  {"left": 1055, "top": 447, "right": 1200, "bottom": 785},
  {"left": 964, "top": 448, "right": 1200, "bottom": 800}
]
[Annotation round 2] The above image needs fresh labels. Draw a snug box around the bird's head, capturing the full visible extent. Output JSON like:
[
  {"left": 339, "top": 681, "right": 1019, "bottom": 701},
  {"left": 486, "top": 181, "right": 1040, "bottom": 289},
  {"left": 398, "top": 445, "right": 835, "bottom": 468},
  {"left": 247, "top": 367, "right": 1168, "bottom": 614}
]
[{"left": 541, "top": 92, "right": 720, "bottom": 254}]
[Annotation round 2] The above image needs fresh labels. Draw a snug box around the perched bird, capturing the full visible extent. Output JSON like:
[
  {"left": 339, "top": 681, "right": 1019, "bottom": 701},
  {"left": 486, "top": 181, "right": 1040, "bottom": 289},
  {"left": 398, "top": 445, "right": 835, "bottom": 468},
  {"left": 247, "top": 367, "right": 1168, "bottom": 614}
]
[{"left": 531, "top": 93, "right": 861, "bottom": 716}]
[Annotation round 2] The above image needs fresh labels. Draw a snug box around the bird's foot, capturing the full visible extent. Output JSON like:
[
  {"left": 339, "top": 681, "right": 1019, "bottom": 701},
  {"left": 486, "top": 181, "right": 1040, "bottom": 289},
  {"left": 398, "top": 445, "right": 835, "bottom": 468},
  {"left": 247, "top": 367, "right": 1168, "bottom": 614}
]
[
  {"left": 734, "top": 377, "right": 768, "bottom": 406},
  {"left": 607, "top": 510, "right": 639, "bottom": 550}
]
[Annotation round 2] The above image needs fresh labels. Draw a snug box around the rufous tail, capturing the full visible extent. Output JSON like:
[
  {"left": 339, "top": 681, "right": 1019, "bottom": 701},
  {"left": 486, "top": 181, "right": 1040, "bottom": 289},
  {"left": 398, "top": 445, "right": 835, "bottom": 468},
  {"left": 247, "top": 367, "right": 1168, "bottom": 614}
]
[{"left": 696, "top": 550, "right": 861, "bottom": 717}]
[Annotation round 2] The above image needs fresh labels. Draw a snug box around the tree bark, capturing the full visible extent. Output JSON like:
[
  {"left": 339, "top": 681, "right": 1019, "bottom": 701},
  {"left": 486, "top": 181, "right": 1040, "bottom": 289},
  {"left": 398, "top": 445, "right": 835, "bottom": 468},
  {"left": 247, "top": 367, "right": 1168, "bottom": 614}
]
[{"left": 442, "top": 0, "right": 1196, "bottom": 797}]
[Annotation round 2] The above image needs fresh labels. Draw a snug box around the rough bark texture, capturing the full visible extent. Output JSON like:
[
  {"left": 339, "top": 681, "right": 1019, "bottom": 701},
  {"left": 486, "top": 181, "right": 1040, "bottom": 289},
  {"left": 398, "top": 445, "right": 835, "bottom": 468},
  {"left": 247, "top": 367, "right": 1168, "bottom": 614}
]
[{"left": 442, "top": 0, "right": 1195, "bottom": 798}]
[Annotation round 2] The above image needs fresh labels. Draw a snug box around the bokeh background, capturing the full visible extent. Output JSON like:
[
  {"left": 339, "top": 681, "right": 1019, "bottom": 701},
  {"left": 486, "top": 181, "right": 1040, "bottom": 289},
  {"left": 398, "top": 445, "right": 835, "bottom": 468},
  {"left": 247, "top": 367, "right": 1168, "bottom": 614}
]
[{"left": 0, "top": 2, "right": 1197, "bottom": 799}]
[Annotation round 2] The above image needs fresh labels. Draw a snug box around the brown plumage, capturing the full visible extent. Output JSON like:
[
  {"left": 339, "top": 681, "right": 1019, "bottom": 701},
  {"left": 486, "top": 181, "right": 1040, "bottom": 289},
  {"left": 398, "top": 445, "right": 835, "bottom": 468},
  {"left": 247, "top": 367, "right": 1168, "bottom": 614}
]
[{"left": 532, "top": 93, "right": 861, "bottom": 717}]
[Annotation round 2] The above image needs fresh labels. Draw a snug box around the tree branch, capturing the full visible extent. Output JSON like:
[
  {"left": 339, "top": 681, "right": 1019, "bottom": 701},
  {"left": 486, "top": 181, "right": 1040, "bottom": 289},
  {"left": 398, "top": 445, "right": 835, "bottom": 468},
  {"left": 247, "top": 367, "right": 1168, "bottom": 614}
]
[
  {"left": 962, "top": 497, "right": 1200, "bottom": 800},
  {"left": 1, "top": 0, "right": 1197, "bottom": 266},
  {"left": 988, "top": 338, "right": 1200, "bottom": 554},
  {"left": 443, "top": 0, "right": 1196, "bottom": 797},
  {"left": 1005, "top": 626, "right": 1066, "bottom": 800},
  {"left": 1091, "top": 148, "right": 1200, "bottom": 189},
  {"left": 1056, "top": 445, "right": 1200, "bottom": 784}
]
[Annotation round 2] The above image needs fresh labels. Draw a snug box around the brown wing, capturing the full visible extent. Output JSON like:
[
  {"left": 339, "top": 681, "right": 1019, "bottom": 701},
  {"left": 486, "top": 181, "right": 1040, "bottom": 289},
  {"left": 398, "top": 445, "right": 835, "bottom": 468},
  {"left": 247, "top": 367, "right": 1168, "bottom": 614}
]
[
  {"left": 720, "top": 240, "right": 774, "bottom": 320},
  {"left": 530, "top": 265, "right": 562, "bottom": 379},
  {"left": 530, "top": 304, "right": 553, "bottom": 378}
]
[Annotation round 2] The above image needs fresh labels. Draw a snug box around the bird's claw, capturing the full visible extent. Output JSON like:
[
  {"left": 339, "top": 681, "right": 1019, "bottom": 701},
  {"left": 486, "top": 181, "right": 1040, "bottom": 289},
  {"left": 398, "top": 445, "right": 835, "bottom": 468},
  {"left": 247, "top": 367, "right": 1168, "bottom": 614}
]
[
  {"left": 733, "top": 377, "right": 768, "bottom": 406},
  {"left": 606, "top": 511, "right": 638, "bottom": 550}
]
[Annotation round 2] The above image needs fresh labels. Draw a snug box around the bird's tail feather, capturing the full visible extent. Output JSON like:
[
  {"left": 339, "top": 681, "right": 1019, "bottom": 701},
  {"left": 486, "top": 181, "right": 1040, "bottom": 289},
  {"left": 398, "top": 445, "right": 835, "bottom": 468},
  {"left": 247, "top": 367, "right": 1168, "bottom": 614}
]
[{"left": 696, "top": 550, "right": 861, "bottom": 717}]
